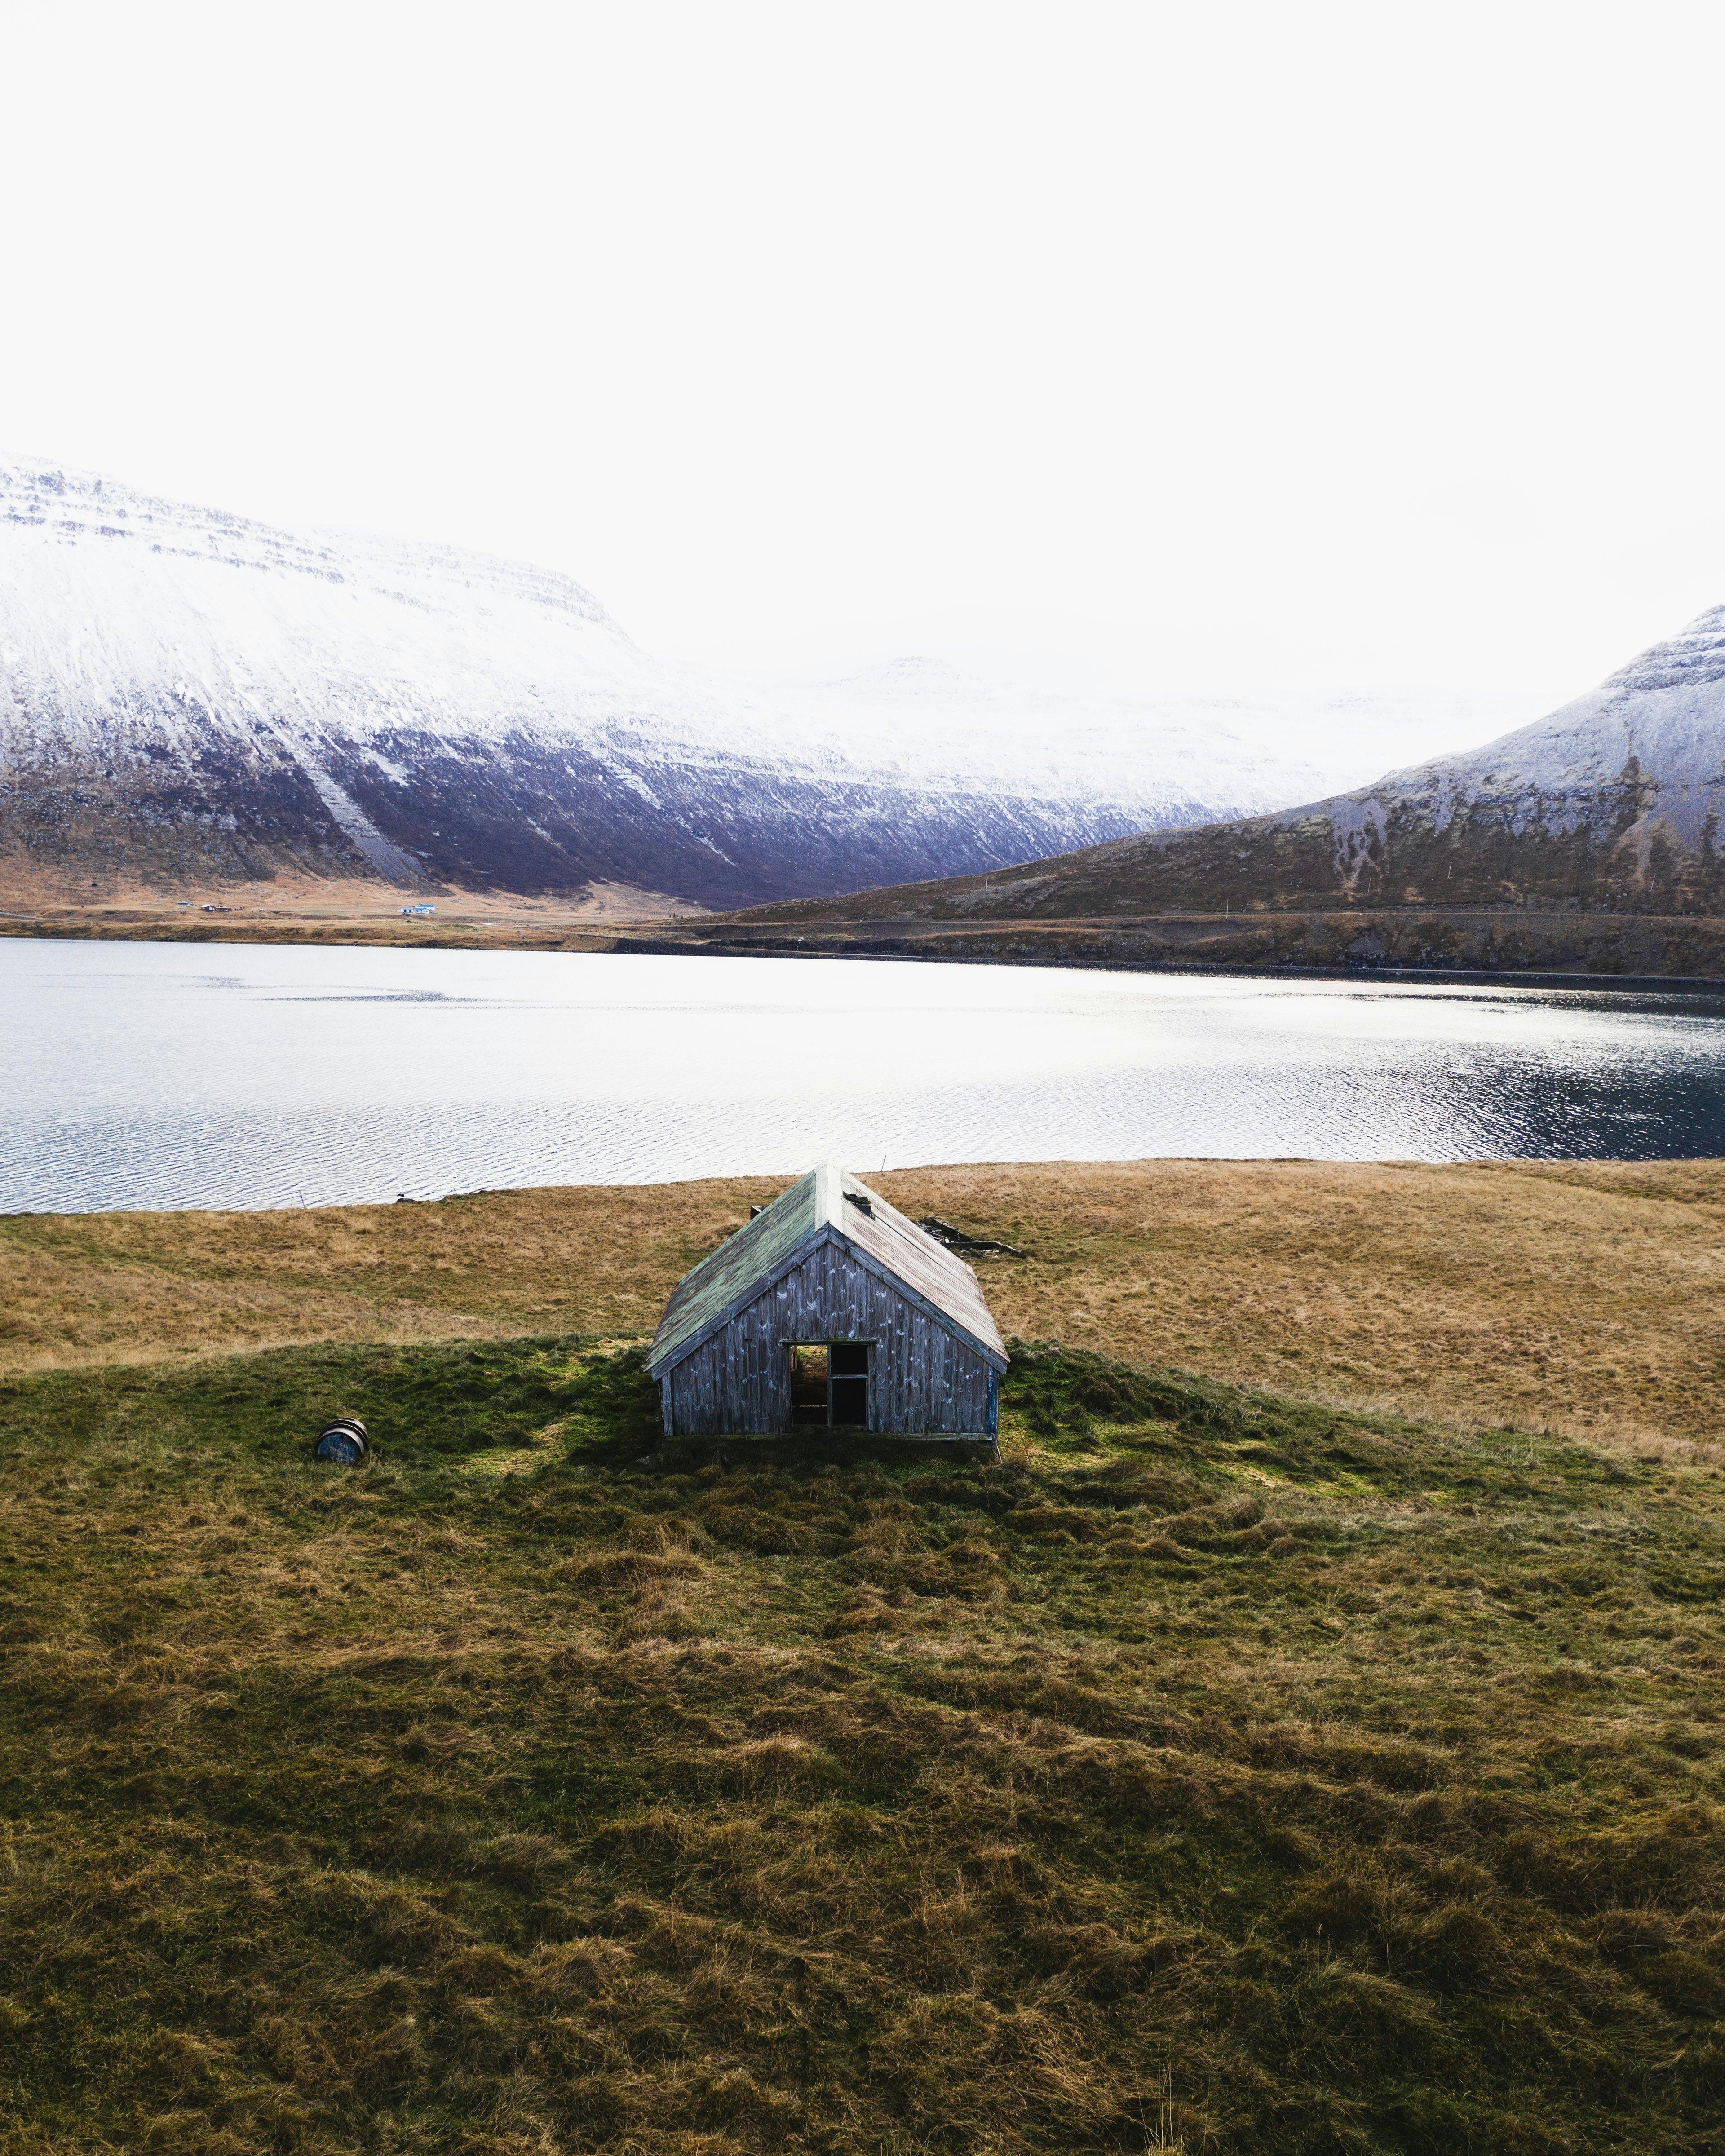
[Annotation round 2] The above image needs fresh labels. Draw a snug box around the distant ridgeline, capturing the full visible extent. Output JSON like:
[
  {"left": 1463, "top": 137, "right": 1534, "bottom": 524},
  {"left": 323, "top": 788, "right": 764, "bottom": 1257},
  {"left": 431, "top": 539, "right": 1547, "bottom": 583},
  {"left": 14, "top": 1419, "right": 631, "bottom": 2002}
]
[
  {"left": 721, "top": 602, "right": 1725, "bottom": 925},
  {"left": 0, "top": 459, "right": 1316, "bottom": 909}
]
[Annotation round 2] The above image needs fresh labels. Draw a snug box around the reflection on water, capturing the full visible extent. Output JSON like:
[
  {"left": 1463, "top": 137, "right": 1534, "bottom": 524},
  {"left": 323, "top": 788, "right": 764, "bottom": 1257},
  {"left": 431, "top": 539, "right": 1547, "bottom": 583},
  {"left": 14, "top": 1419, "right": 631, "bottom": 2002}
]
[{"left": 4, "top": 938, "right": 1725, "bottom": 1211}]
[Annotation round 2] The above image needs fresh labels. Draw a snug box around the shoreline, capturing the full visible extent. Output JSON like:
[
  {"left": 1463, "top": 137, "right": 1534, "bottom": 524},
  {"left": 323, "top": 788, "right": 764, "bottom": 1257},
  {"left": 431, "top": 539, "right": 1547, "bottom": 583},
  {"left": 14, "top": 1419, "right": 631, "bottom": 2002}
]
[
  {"left": 0, "top": 908, "right": 624, "bottom": 953},
  {"left": 9, "top": 908, "right": 1725, "bottom": 995},
  {"left": 610, "top": 931, "right": 1725, "bottom": 998}
]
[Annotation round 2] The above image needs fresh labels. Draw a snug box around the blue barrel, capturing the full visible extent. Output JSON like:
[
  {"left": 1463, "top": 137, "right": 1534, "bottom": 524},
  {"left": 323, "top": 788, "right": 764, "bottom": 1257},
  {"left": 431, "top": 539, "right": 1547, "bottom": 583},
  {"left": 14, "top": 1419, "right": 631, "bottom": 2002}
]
[{"left": 314, "top": 1416, "right": 368, "bottom": 1464}]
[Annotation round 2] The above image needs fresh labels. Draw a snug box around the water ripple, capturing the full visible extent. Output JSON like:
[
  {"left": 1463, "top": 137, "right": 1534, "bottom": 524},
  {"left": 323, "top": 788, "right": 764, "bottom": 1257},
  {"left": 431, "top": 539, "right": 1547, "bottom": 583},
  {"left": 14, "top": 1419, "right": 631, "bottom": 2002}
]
[{"left": 4, "top": 940, "right": 1725, "bottom": 1211}]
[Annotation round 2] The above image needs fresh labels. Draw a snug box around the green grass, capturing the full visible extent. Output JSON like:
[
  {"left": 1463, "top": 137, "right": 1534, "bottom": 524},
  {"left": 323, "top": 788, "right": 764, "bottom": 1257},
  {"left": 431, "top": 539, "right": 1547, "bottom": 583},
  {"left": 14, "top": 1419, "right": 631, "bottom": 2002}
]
[{"left": 0, "top": 1335, "right": 1721, "bottom": 2153}]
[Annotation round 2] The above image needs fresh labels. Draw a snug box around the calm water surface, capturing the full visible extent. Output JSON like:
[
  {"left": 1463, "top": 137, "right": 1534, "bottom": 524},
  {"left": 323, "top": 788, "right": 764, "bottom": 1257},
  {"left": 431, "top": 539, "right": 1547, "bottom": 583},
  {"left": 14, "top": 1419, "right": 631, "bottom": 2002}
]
[{"left": 5, "top": 938, "right": 1725, "bottom": 1211}]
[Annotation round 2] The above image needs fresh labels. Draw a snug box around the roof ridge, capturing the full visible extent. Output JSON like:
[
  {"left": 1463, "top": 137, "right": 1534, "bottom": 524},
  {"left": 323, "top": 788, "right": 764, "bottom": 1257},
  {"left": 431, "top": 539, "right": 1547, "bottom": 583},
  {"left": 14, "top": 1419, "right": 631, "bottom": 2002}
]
[{"left": 647, "top": 1160, "right": 1008, "bottom": 1377}]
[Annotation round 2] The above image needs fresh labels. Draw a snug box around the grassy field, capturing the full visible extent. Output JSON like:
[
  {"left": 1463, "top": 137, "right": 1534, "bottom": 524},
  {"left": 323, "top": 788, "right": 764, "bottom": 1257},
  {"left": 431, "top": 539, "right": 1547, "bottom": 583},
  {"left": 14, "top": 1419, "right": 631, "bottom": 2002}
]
[
  {"left": 650, "top": 910, "right": 1725, "bottom": 989},
  {"left": 8, "top": 1159, "right": 1725, "bottom": 1452},
  {"left": 1, "top": 1168, "right": 1722, "bottom": 2152},
  {"left": 0, "top": 1330, "right": 1722, "bottom": 2154},
  {"left": 0, "top": 868, "right": 681, "bottom": 950}
]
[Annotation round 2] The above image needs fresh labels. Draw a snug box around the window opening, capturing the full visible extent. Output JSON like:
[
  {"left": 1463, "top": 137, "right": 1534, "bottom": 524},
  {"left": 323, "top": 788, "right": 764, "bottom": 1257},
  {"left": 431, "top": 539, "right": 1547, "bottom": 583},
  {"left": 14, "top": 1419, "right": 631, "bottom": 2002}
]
[
  {"left": 830, "top": 1341, "right": 869, "bottom": 1427},
  {"left": 789, "top": 1341, "right": 871, "bottom": 1428}
]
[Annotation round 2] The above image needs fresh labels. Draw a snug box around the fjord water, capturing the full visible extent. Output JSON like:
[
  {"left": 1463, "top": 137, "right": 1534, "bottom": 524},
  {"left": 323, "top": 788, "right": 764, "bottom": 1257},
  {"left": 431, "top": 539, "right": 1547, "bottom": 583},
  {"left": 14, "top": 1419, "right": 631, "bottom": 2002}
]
[{"left": 5, "top": 938, "right": 1725, "bottom": 1213}]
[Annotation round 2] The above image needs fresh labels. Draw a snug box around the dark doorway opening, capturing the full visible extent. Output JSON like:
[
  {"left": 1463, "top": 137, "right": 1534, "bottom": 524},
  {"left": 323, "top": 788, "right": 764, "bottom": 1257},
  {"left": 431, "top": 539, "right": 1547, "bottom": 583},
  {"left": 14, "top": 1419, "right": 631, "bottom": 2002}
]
[
  {"left": 790, "top": 1343, "right": 829, "bottom": 1427},
  {"left": 789, "top": 1341, "right": 871, "bottom": 1429}
]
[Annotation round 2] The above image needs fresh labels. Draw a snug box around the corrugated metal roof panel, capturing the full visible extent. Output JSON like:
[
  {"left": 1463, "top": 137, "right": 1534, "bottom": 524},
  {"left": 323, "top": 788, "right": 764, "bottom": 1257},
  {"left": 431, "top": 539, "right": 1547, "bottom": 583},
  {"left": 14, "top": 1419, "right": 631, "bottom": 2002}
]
[
  {"left": 646, "top": 1162, "right": 1007, "bottom": 1375},
  {"left": 836, "top": 1170, "right": 1007, "bottom": 1364}
]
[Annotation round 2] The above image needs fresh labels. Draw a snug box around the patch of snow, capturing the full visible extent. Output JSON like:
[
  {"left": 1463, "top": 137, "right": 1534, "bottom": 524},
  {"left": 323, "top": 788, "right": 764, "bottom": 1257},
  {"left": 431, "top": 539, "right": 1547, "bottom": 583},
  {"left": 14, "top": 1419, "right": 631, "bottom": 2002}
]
[
  {"left": 0, "top": 454, "right": 1354, "bottom": 829},
  {"left": 1299, "top": 604, "right": 1725, "bottom": 853}
]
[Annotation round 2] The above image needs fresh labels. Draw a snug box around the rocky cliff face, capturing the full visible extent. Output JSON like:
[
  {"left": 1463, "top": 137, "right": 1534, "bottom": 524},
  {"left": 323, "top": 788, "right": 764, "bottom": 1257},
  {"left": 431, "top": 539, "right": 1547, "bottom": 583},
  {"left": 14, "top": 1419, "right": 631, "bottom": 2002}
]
[
  {"left": 728, "top": 603, "right": 1725, "bottom": 925},
  {"left": 0, "top": 459, "right": 1325, "bottom": 906},
  {"left": 1289, "top": 602, "right": 1725, "bottom": 910}
]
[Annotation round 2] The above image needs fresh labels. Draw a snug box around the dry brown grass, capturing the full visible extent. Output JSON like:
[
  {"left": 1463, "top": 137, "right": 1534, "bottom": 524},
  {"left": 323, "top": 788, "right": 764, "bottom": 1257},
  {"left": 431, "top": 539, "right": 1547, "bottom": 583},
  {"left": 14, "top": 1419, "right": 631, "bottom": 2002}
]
[
  {"left": 878, "top": 1159, "right": 1725, "bottom": 1456},
  {"left": 0, "top": 858, "right": 686, "bottom": 937},
  {"left": 0, "top": 1180, "right": 757, "bottom": 1375},
  {"left": 9, "top": 1158, "right": 1725, "bottom": 1454}
]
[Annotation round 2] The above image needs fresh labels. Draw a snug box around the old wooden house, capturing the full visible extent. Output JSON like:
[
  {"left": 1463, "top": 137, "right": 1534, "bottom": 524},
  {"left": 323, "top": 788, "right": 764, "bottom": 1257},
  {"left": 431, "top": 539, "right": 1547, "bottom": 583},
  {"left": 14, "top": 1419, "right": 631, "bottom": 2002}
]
[{"left": 646, "top": 1163, "right": 1008, "bottom": 1439}]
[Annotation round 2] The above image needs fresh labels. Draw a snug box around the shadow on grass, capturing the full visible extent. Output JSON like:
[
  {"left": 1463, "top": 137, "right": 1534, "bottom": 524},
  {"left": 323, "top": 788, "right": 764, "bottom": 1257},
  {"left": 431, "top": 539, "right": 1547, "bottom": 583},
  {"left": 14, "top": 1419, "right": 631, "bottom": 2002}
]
[{"left": 0, "top": 1332, "right": 1720, "bottom": 2153}]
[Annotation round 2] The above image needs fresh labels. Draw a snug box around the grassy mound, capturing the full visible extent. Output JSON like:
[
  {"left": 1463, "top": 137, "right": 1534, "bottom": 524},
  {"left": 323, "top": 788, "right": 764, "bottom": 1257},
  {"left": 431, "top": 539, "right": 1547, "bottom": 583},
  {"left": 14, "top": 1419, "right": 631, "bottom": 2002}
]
[{"left": 0, "top": 1336, "right": 1721, "bottom": 2153}]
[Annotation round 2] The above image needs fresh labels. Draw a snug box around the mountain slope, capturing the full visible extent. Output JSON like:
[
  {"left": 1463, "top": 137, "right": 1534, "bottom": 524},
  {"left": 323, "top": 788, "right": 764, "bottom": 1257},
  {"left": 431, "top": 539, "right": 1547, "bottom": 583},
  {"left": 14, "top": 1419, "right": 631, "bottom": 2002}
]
[
  {"left": 787, "top": 654, "right": 1539, "bottom": 813},
  {"left": 726, "top": 602, "right": 1725, "bottom": 926},
  {"left": 0, "top": 459, "right": 1331, "bottom": 907}
]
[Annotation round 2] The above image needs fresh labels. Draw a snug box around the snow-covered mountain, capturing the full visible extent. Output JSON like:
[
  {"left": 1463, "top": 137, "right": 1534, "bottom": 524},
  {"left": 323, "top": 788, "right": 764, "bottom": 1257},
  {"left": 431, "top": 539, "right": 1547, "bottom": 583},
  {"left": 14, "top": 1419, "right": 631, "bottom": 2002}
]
[
  {"left": 789, "top": 655, "right": 1330, "bottom": 819},
  {"left": 0, "top": 458, "right": 1337, "bottom": 906},
  {"left": 789, "top": 656, "right": 1538, "bottom": 809},
  {"left": 733, "top": 602, "right": 1725, "bottom": 923},
  {"left": 1249, "top": 601, "right": 1725, "bottom": 909}
]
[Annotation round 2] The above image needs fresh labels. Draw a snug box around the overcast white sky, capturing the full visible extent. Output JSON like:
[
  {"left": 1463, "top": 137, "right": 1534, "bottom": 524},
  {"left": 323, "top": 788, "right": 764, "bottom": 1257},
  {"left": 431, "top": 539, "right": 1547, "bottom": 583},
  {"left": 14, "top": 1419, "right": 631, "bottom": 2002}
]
[{"left": 4, "top": 0, "right": 1723, "bottom": 730}]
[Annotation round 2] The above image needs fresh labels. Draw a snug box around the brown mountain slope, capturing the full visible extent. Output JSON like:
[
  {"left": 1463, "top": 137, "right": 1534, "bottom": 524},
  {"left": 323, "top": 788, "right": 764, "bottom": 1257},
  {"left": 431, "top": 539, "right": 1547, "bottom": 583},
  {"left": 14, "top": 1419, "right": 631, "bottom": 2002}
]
[
  {"left": 601, "top": 608, "right": 1725, "bottom": 981},
  {"left": 687, "top": 603, "right": 1725, "bottom": 943}
]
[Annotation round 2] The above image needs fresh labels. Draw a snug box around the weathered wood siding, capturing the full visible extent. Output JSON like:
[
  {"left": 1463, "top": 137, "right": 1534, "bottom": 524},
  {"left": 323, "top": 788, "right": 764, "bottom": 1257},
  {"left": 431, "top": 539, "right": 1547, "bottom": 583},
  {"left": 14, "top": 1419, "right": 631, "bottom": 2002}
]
[{"left": 663, "top": 1237, "right": 997, "bottom": 1436}]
